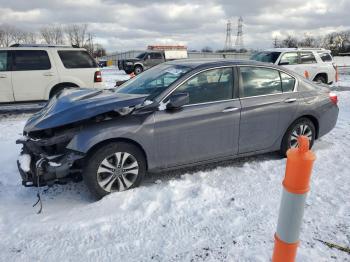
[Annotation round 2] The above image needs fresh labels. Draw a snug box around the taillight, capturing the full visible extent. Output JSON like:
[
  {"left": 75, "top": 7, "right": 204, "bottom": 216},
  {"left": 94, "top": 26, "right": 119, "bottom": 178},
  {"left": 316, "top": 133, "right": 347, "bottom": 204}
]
[
  {"left": 94, "top": 71, "right": 102, "bottom": 83},
  {"left": 329, "top": 92, "right": 338, "bottom": 105}
]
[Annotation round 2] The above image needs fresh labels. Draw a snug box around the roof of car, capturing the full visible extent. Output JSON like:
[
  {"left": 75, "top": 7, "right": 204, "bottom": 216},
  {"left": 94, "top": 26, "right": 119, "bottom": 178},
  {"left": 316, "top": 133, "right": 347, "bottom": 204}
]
[
  {"left": 165, "top": 58, "right": 280, "bottom": 69},
  {"left": 263, "top": 48, "right": 330, "bottom": 52}
]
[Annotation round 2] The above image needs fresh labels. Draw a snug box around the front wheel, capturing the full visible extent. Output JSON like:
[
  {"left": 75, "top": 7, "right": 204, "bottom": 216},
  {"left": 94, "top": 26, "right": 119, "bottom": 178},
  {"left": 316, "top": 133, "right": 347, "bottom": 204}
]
[
  {"left": 134, "top": 65, "right": 143, "bottom": 75},
  {"left": 280, "top": 118, "right": 316, "bottom": 157},
  {"left": 83, "top": 142, "right": 146, "bottom": 199}
]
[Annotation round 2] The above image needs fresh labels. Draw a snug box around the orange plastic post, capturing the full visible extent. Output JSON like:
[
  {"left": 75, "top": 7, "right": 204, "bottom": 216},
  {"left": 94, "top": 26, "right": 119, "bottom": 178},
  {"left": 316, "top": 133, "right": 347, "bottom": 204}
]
[
  {"left": 272, "top": 136, "right": 316, "bottom": 262},
  {"left": 335, "top": 66, "right": 339, "bottom": 82},
  {"left": 272, "top": 234, "right": 299, "bottom": 262},
  {"left": 304, "top": 70, "right": 309, "bottom": 79},
  {"left": 283, "top": 136, "right": 316, "bottom": 194}
]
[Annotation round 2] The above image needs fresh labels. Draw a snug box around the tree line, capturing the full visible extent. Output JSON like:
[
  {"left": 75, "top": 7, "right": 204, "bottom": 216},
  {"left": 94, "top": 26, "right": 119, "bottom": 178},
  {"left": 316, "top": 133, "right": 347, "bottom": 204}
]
[
  {"left": 273, "top": 31, "right": 350, "bottom": 55},
  {"left": 0, "top": 24, "right": 106, "bottom": 58}
]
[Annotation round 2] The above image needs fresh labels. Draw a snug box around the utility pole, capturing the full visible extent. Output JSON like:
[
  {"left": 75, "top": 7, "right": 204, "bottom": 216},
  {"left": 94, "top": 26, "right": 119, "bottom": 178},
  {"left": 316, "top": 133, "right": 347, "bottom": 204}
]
[
  {"left": 273, "top": 36, "right": 279, "bottom": 48},
  {"left": 224, "top": 20, "right": 233, "bottom": 51},
  {"left": 235, "top": 16, "right": 244, "bottom": 51}
]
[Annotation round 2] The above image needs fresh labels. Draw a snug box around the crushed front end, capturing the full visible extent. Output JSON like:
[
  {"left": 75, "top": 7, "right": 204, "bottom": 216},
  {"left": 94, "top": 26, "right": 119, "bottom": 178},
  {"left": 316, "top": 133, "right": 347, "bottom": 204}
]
[
  {"left": 16, "top": 127, "right": 85, "bottom": 187},
  {"left": 15, "top": 88, "right": 148, "bottom": 187}
]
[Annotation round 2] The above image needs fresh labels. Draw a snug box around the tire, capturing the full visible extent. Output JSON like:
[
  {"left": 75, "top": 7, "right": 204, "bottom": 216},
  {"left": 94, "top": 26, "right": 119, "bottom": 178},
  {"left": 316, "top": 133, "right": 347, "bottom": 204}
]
[
  {"left": 83, "top": 142, "right": 146, "bottom": 199},
  {"left": 134, "top": 65, "right": 143, "bottom": 75},
  {"left": 280, "top": 118, "right": 316, "bottom": 157},
  {"left": 314, "top": 74, "right": 327, "bottom": 84}
]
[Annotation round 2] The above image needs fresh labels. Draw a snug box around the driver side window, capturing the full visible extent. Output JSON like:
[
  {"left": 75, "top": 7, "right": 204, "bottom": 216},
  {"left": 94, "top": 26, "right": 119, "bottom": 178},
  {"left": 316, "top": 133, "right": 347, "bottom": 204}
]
[{"left": 172, "top": 68, "right": 234, "bottom": 105}]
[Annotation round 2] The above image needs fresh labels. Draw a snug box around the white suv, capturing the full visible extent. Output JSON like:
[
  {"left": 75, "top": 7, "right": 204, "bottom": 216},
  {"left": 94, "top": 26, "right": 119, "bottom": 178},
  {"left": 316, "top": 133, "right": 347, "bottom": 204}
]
[
  {"left": 0, "top": 44, "right": 103, "bottom": 103},
  {"left": 251, "top": 48, "right": 336, "bottom": 84}
]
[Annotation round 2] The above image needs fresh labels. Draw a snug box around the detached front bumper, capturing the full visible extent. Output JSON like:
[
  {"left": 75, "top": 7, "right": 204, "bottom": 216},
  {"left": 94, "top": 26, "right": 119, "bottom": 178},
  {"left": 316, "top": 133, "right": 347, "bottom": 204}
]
[{"left": 16, "top": 138, "right": 85, "bottom": 187}]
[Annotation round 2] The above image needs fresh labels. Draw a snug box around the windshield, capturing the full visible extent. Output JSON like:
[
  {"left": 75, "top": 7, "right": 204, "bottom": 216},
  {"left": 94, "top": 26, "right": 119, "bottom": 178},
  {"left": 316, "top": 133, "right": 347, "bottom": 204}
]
[
  {"left": 116, "top": 64, "right": 192, "bottom": 99},
  {"left": 136, "top": 52, "right": 146, "bottom": 59},
  {"left": 251, "top": 52, "right": 281, "bottom": 63}
]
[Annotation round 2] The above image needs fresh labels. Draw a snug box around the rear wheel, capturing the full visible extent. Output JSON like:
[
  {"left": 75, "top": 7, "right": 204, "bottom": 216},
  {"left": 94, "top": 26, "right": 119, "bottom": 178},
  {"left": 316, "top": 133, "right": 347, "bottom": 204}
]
[
  {"left": 83, "top": 142, "right": 146, "bottom": 199},
  {"left": 280, "top": 118, "right": 316, "bottom": 156},
  {"left": 314, "top": 74, "right": 327, "bottom": 84}
]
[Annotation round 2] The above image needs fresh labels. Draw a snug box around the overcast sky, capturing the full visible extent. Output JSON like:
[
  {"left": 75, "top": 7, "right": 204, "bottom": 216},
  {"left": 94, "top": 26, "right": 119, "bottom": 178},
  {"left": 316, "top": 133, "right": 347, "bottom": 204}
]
[{"left": 0, "top": 0, "right": 349, "bottom": 52}]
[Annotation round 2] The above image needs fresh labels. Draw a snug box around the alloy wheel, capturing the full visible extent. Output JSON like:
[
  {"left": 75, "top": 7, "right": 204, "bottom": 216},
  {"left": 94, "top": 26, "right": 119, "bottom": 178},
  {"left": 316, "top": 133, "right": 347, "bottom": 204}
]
[
  {"left": 289, "top": 124, "right": 313, "bottom": 148},
  {"left": 96, "top": 152, "right": 139, "bottom": 192}
]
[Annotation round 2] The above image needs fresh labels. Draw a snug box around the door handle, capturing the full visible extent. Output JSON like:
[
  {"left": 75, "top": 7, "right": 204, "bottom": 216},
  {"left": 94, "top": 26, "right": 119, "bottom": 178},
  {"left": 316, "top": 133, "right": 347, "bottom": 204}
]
[
  {"left": 284, "top": 98, "right": 297, "bottom": 103},
  {"left": 0, "top": 74, "right": 7, "bottom": 78},
  {"left": 43, "top": 72, "right": 54, "bottom": 76},
  {"left": 222, "top": 107, "right": 239, "bottom": 113}
]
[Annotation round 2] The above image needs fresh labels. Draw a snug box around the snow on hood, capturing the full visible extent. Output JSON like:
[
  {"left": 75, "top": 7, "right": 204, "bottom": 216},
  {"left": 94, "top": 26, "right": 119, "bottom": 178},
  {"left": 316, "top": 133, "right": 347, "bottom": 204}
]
[{"left": 24, "top": 88, "right": 148, "bottom": 132}]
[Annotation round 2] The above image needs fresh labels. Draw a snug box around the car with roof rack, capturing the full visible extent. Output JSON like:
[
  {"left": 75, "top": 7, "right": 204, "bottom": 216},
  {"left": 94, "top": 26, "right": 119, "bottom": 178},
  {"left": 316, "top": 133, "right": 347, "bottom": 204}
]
[
  {"left": 17, "top": 59, "right": 338, "bottom": 199},
  {"left": 251, "top": 48, "right": 336, "bottom": 84},
  {"left": 0, "top": 44, "right": 102, "bottom": 103}
]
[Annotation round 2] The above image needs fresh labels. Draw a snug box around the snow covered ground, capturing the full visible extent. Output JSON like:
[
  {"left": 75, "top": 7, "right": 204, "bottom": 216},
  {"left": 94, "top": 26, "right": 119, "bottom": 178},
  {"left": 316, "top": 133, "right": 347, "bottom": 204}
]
[
  {"left": 0, "top": 70, "right": 349, "bottom": 262},
  {"left": 102, "top": 66, "right": 130, "bottom": 89}
]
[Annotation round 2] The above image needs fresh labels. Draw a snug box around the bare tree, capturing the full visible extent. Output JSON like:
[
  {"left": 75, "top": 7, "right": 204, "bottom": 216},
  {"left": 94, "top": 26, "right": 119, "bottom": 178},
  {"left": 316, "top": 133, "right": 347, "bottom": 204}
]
[
  {"left": 40, "top": 25, "right": 64, "bottom": 45},
  {"left": 0, "top": 24, "right": 15, "bottom": 47},
  {"left": 83, "top": 33, "right": 94, "bottom": 55},
  {"left": 299, "top": 34, "right": 316, "bottom": 47},
  {"left": 11, "top": 29, "right": 26, "bottom": 44},
  {"left": 281, "top": 35, "right": 298, "bottom": 48},
  {"left": 24, "top": 31, "right": 38, "bottom": 44},
  {"left": 322, "top": 30, "right": 350, "bottom": 54},
  {"left": 65, "top": 24, "right": 88, "bottom": 47},
  {"left": 93, "top": 43, "right": 106, "bottom": 58},
  {"left": 272, "top": 36, "right": 282, "bottom": 48}
]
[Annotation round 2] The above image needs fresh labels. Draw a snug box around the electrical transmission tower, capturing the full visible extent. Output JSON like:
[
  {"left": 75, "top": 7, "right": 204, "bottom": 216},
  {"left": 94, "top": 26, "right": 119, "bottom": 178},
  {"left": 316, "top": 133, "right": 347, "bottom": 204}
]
[
  {"left": 234, "top": 16, "right": 244, "bottom": 51},
  {"left": 224, "top": 20, "right": 233, "bottom": 51}
]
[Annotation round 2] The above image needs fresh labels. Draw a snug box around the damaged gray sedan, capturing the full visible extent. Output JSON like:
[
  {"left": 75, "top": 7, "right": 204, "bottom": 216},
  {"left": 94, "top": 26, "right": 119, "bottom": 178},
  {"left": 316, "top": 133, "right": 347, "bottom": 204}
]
[{"left": 17, "top": 60, "right": 339, "bottom": 199}]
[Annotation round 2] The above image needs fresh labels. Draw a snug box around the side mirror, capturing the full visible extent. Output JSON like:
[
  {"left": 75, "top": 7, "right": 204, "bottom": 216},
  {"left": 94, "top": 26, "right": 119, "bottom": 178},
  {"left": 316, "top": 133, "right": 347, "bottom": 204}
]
[
  {"left": 279, "top": 61, "right": 290, "bottom": 65},
  {"left": 166, "top": 92, "right": 189, "bottom": 110}
]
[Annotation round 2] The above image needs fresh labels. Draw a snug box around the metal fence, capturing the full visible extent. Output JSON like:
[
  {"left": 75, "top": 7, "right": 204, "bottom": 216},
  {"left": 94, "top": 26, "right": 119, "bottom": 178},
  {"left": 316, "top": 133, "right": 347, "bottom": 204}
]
[{"left": 101, "top": 51, "right": 251, "bottom": 66}]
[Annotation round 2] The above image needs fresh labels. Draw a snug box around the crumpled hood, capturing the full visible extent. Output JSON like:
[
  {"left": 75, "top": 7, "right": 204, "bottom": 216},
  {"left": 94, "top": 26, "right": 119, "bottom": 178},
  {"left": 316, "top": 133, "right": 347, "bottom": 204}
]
[{"left": 24, "top": 88, "right": 148, "bottom": 132}]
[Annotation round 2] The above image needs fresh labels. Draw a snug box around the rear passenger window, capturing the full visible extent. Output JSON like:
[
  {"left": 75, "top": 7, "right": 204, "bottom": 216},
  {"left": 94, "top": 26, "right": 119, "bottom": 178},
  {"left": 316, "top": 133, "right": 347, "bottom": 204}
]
[
  {"left": 319, "top": 53, "right": 332, "bottom": 62},
  {"left": 300, "top": 52, "right": 317, "bottom": 64},
  {"left": 280, "top": 72, "right": 296, "bottom": 92},
  {"left": 58, "top": 51, "right": 97, "bottom": 68},
  {"left": 279, "top": 52, "right": 299, "bottom": 65},
  {"left": 240, "top": 67, "right": 282, "bottom": 97},
  {"left": 14, "top": 50, "right": 51, "bottom": 71},
  {"left": 0, "top": 51, "right": 8, "bottom": 71},
  {"left": 173, "top": 68, "right": 233, "bottom": 104}
]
